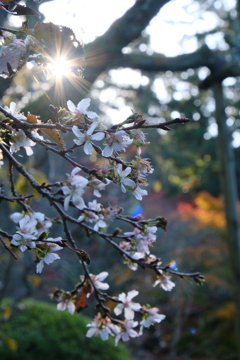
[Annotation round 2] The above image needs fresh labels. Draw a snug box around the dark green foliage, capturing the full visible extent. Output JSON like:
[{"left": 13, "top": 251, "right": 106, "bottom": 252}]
[{"left": 0, "top": 299, "right": 132, "bottom": 360}]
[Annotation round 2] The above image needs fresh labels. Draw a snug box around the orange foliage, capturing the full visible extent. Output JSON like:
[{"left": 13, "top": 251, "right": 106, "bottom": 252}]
[{"left": 177, "top": 191, "right": 226, "bottom": 229}]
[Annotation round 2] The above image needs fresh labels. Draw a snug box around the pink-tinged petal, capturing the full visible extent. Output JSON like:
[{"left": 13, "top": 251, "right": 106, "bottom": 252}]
[
  {"left": 62, "top": 186, "right": 71, "bottom": 195},
  {"left": 71, "top": 167, "right": 81, "bottom": 176},
  {"left": 19, "top": 245, "right": 27, "bottom": 252},
  {"left": 67, "top": 301, "right": 75, "bottom": 314},
  {"left": 36, "top": 260, "right": 44, "bottom": 273},
  {"left": 84, "top": 141, "right": 94, "bottom": 155},
  {"left": 114, "top": 303, "right": 124, "bottom": 316},
  {"left": 132, "top": 252, "right": 145, "bottom": 260},
  {"left": 64, "top": 195, "right": 71, "bottom": 211},
  {"left": 86, "top": 327, "right": 98, "bottom": 338},
  {"left": 130, "top": 302, "right": 141, "bottom": 311},
  {"left": 74, "top": 138, "right": 84, "bottom": 146},
  {"left": 126, "top": 329, "right": 138, "bottom": 338},
  {"left": 121, "top": 167, "right": 132, "bottom": 177},
  {"left": 97, "top": 220, "right": 107, "bottom": 228},
  {"left": 100, "top": 329, "right": 109, "bottom": 341},
  {"left": 44, "top": 253, "right": 60, "bottom": 265},
  {"left": 10, "top": 212, "right": 24, "bottom": 223},
  {"left": 118, "top": 293, "right": 127, "bottom": 302},
  {"left": 91, "top": 132, "right": 105, "bottom": 141},
  {"left": 152, "top": 314, "right": 166, "bottom": 323},
  {"left": 10, "top": 102, "right": 17, "bottom": 113},
  {"left": 87, "top": 121, "right": 98, "bottom": 135},
  {"left": 72, "top": 125, "right": 85, "bottom": 139},
  {"left": 93, "top": 189, "right": 101, "bottom": 197},
  {"left": 97, "top": 283, "right": 109, "bottom": 290},
  {"left": 77, "top": 98, "right": 90, "bottom": 113},
  {"left": 124, "top": 307, "right": 135, "bottom": 320},
  {"left": 57, "top": 301, "right": 66, "bottom": 311},
  {"left": 122, "top": 333, "right": 130, "bottom": 342},
  {"left": 72, "top": 193, "right": 85, "bottom": 210},
  {"left": 127, "top": 290, "right": 139, "bottom": 301},
  {"left": 115, "top": 334, "right": 121, "bottom": 346},
  {"left": 102, "top": 145, "right": 113, "bottom": 157},
  {"left": 122, "top": 179, "right": 135, "bottom": 188},
  {"left": 121, "top": 184, "right": 126, "bottom": 193},
  {"left": 133, "top": 186, "right": 148, "bottom": 200},
  {"left": 67, "top": 100, "right": 77, "bottom": 112},
  {"left": 25, "top": 146, "right": 34, "bottom": 156},
  {"left": 113, "top": 142, "right": 125, "bottom": 151},
  {"left": 86, "top": 111, "right": 99, "bottom": 119},
  {"left": 96, "top": 272, "right": 109, "bottom": 281}
]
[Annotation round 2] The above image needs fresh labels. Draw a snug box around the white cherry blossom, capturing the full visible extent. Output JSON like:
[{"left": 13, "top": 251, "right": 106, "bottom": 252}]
[
  {"left": 93, "top": 218, "right": 107, "bottom": 231},
  {"left": 67, "top": 167, "right": 85, "bottom": 186},
  {"left": 0, "top": 149, "right": 3, "bottom": 168},
  {"left": 11, "top": 233, "right": 37, "bottom": 252},
  {"left": 114, "top": 290, "right": 141, "bottom": 319},
  {"left": 114, "top": 320, "right": 139, "bottom": 345},
  {"left": 10, "top": 129, "right": 36, "bottom": 156},
  {"left": 132, "top": 185, "right": 148, "bottom": 200},
  {"left": 86, "top": 314, "right": 118, "bottom": 341},
  {"left": 116, "top": 164, "right": 136, "bottom": 193},
  {"left": 67, "top": 98, "right": 99, "bottom": 119},
  {"left": 10, "top": 211, "right": 52, "bottom": 236},
  {"left": 78, "top": 199, "right": 101, "bottom": 223},
  {"left": 153, "top": 275, "right": 176, "bottom": 291},
  {"left": 4, "top": 102, "right": 26, "bottom": 120},
  {"left": 62, "top": 180, "right": 88, "bottom": 211},
  {"left": 57, "top": 299, "right": 75, "bottom": 315},
  {"left": 140, "top": 307, "right": 166, "bottom": 328},
  {"left": 88, "top": 178, "right": 111, "bottom": 198},
  {"left": 36, "top": 239, "right": 63, "bottom": 273},
  {"left": 91, "top": 271, "right": 109, "bottom": 290},
  {"left": 102, "top": 130, "right": 133, "bottom": 157},
  {"left": 72, "top": 122, "right": 105, "bottom": 155}
]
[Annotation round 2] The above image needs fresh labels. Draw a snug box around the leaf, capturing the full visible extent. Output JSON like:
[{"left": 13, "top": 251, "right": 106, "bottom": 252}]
[
  {"left": 75, "top": 283, "right": 92, "bottom": 312},
  {"left": 33, "top": 22, "right": 84, "bottom": 76},
  {"left": 78, "top": 249, "right": 90, "bottom": 264},
  {"left": 5, "top": 337, "right": 18, "bottom": 351},
  {"left": 28, "top": 275, "right": 41, "bottom": 288},
  {"left": 2, "top": 306, "right": 11, "bottom": 320},
  {"left": 11, "top": 4, "right": 41, "bottom": 17},
  {"left": 40, "top": 121, "right": 65, "bottom": 150},
  {"left": 26, "top": 116, "right": 65, "bottom": 150},
  {"left": 0, "top": 43, "right": 28, "bottom": 78}
]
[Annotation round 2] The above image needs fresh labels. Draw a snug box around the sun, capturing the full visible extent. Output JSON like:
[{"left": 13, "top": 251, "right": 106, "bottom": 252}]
[{"left": 47, "top": 57, "right": 71, "bottom": 78}]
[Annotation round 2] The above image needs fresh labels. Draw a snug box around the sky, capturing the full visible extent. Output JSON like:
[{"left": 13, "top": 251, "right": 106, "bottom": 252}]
[
  {"left": 9, "top": 0, "right": 238, "bottom": 145},
  {"left": 39, "top": 0, "right": 231, "bottom": 56},
  {"left": 38, "top": 0, "right": 240, "bottom": 145}
]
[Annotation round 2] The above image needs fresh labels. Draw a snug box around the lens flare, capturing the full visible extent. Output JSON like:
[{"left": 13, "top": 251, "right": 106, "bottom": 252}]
[{"left": 47, "top": 57, "right": 71, "bottom": 78}]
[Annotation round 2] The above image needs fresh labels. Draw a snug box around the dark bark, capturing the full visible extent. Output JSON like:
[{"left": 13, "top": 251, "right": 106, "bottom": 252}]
[
  {"left": 213, "top": 82, "right": 240, "bottom": 360},
  {"left": 84, "top": 0, "right": 171, "bottom": 84},
  {"left": 116, "top": 45, "right": 215, "bottom": 72}
]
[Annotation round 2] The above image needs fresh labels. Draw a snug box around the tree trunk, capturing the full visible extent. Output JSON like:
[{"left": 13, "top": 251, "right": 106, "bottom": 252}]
[{"left": 213, "top": 81, "right": 240, "bottom": 359}]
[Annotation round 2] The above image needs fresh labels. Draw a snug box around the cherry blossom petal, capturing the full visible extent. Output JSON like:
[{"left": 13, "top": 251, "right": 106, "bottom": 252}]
[
  {"left": 87, "top": 121, "right": 98, "bottom": 135},
  {"left": 91, "top": 132, "right": 105, "bottom": 141},
  {"left": 84, "top": 141, "right": 94, "bottom": 155},
  {"left": 67, "top": 100, "right": 77, "bottom": 112},
  {"left": 67, "top": 301, "right": 75, "bottom": 315},
  {"left": 44, "top": 253, "right": 60, "bottom": 265},
  {"left": 102, "top": 145, "right": 113, "bottom": 157},
  {"left": 36, "top": 260, "right": 44, "bottom": 273},
  {"left": 77, "top": 98, "right": 90, "bottom": 112},
  {"left": 86, "top": 111, "right": 99, "bottom": 119}
]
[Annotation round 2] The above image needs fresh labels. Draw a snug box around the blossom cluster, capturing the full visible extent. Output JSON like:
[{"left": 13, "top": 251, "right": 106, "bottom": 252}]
[
  {"left": 10, "top": 211, "right": 62, "bottom": 273},
  {"left": 0, "top": 97, "right": 202, "bottom": 346}
]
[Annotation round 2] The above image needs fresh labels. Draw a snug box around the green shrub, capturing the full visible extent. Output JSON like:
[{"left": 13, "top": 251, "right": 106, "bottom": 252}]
[{"left": 0, "top": 299, "right": 132, "bottom": 360}]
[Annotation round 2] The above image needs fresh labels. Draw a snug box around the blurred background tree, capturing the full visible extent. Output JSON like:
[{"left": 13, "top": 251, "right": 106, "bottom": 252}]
[{"left": 0, "top": 0, "right": 240, "bottom": 359}]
